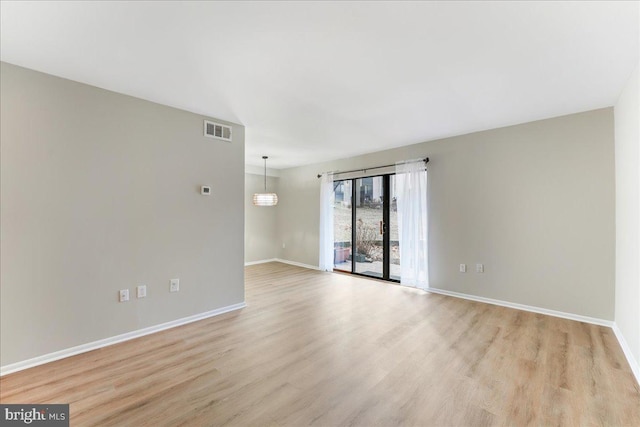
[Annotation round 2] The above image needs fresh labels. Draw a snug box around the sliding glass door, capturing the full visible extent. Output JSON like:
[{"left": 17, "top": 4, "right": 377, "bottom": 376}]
[
  {"left": 354, "top": 176, "right": 384, "bottom": 277},
  {"left": 333, "top": 174, "right": 400, "bottom": 282},
  {"left": 333, "top": 180, "right": 352, "bottom": 272}
]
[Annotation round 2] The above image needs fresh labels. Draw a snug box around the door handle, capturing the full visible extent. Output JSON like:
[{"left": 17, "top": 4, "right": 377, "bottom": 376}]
[{"left": 380, "top": 221, "right": 384, "bottom": 235}]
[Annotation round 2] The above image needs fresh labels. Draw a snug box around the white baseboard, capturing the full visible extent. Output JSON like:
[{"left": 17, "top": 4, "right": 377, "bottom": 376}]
[
  {"left": 244, "top": 258, "right": 278, "bottom": 266},
  {"left": 0, "top": 302, "right": 246, "bottom": 377},
  {"left": 274, "top": 258, "right": 321, "bottom": 270},
  {"left": 612, "top": 323, "right": 640, "bottom": 386},
  {"left": 244, "top": 258, "right": 320, "bottom": 271},
  {"left": 425, "top": 287, "right": 614, "bottom": 327}
]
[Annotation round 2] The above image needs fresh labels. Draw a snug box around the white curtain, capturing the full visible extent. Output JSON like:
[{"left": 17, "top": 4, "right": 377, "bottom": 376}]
[
  {"left": 319, "top": 174, "right": 335, "bottom": 271},
  {"left": 395, "top": 160, "right": 429, "bottom": 289}
]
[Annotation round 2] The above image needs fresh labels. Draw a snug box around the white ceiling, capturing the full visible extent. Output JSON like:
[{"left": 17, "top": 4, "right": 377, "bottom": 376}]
[{"left": 1, "top": 1, "right": 638, "bottom": 169}]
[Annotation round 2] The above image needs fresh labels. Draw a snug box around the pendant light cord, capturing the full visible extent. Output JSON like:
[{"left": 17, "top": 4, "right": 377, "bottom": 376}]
[{"left": 263, "top": 156, "right": 268, "bottom": 192}]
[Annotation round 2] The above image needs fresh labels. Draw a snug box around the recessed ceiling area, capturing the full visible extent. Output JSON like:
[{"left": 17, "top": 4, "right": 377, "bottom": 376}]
[{"left": 1, "top": 1, "right": 638, "bottom": 169}]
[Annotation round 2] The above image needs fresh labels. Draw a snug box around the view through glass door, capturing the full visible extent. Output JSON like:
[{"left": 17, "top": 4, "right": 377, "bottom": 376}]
[{"left": 333, "top": 174, "right": 400, "bottom": 281}]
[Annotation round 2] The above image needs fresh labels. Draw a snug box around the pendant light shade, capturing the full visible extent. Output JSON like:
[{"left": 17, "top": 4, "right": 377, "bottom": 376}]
[
  {"left": 253, "top": 156, "right": 278, "bottom": 206},
  {"left": 253, "top": 192, "right": 278, "bottom": 206}
]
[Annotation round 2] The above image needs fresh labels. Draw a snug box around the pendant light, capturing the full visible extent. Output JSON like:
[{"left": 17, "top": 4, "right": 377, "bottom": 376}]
[{"left": 253, "top": 156, "right": 278, "bottom": 206}]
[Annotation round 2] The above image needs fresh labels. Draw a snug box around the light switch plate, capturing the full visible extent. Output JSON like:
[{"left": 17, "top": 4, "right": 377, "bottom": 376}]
[{"left": 137, "top": 285, "right": 147, "bottom": 298}]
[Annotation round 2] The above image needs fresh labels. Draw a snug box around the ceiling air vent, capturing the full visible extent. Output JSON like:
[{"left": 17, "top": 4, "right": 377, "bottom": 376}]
[{"left": 204, "top": 120, "right": 232, "bottom": 142}]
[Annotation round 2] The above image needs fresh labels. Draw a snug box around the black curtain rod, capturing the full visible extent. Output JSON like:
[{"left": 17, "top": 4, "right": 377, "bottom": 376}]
[{"left": 317, "top": 157, "right": 429, "bottom": 179}]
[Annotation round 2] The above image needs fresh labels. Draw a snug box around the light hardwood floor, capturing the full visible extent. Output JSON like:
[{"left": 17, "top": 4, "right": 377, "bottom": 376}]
[{"left": 1, "top": 262, "right": 639, "bottom": 426}]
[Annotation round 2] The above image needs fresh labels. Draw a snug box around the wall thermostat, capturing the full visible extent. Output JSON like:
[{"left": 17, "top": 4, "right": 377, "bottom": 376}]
[{"left": 201, "top": 186, "right": 211, "bottom": 195}]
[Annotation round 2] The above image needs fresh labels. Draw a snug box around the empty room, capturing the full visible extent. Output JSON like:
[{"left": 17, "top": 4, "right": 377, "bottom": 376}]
[{"left": 1, "top": 1, "right": 639, "bottom": 426}]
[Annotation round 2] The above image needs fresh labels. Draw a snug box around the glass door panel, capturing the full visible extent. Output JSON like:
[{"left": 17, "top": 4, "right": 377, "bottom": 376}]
[
  {"left": 390, "top": 175, "right": 401, "bottom": 281},
  {"left": 354, "top": 177, "right": 384, "bottom": 278},
  {"left": 333, "top": 180, "right": 352, "bottom": 271}
]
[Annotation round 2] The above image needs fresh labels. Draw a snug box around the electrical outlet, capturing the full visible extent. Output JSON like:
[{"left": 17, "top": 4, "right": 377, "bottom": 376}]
[
  {"left": 119, "top": 289, "right": 129, "bottom": 302},
  {"left": 476, "top": 263, "right": 484, "bottom": 273},
  {"left": 459, "top": 264, "right": 467, "bottom": 273},
  {"left": 137, "top": 285, "right": 147, "bottom": 298},
  {"left": 170, "top": 279, "right": 180, "bottom": 292}
]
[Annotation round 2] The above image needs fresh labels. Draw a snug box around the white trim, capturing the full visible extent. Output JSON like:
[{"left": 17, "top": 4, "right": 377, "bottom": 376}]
[
  {"left": 612, "top": 323, "right": 640, "bottom": 386},
  {"left": 424, "top": 287, "right": 614, "bottom": 327},
  {"left": 275, "top": 258, "right": 321, "bottom": 271},
  {"left": 244, "top": 258, "right": 320, "bottom": 270},
  {"left": 0, "top": 302, "right": 246, "bottom": 377},
  {"left": 244, "top": 258, "right": 278, "bottom": 266}
]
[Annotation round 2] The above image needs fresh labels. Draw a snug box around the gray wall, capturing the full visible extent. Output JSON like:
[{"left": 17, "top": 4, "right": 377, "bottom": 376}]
[
  {"left": 277, "top": 109, "right": 616, "bottom": 320},
  {"left": 245, "top": 173, "right": 280, "bottom": 262},
  {"left": 614, "top": 61, "right": 640, "bottom": 369},
  {"left": 0, "top": 62, "right": 245, "bottom": 366}
]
